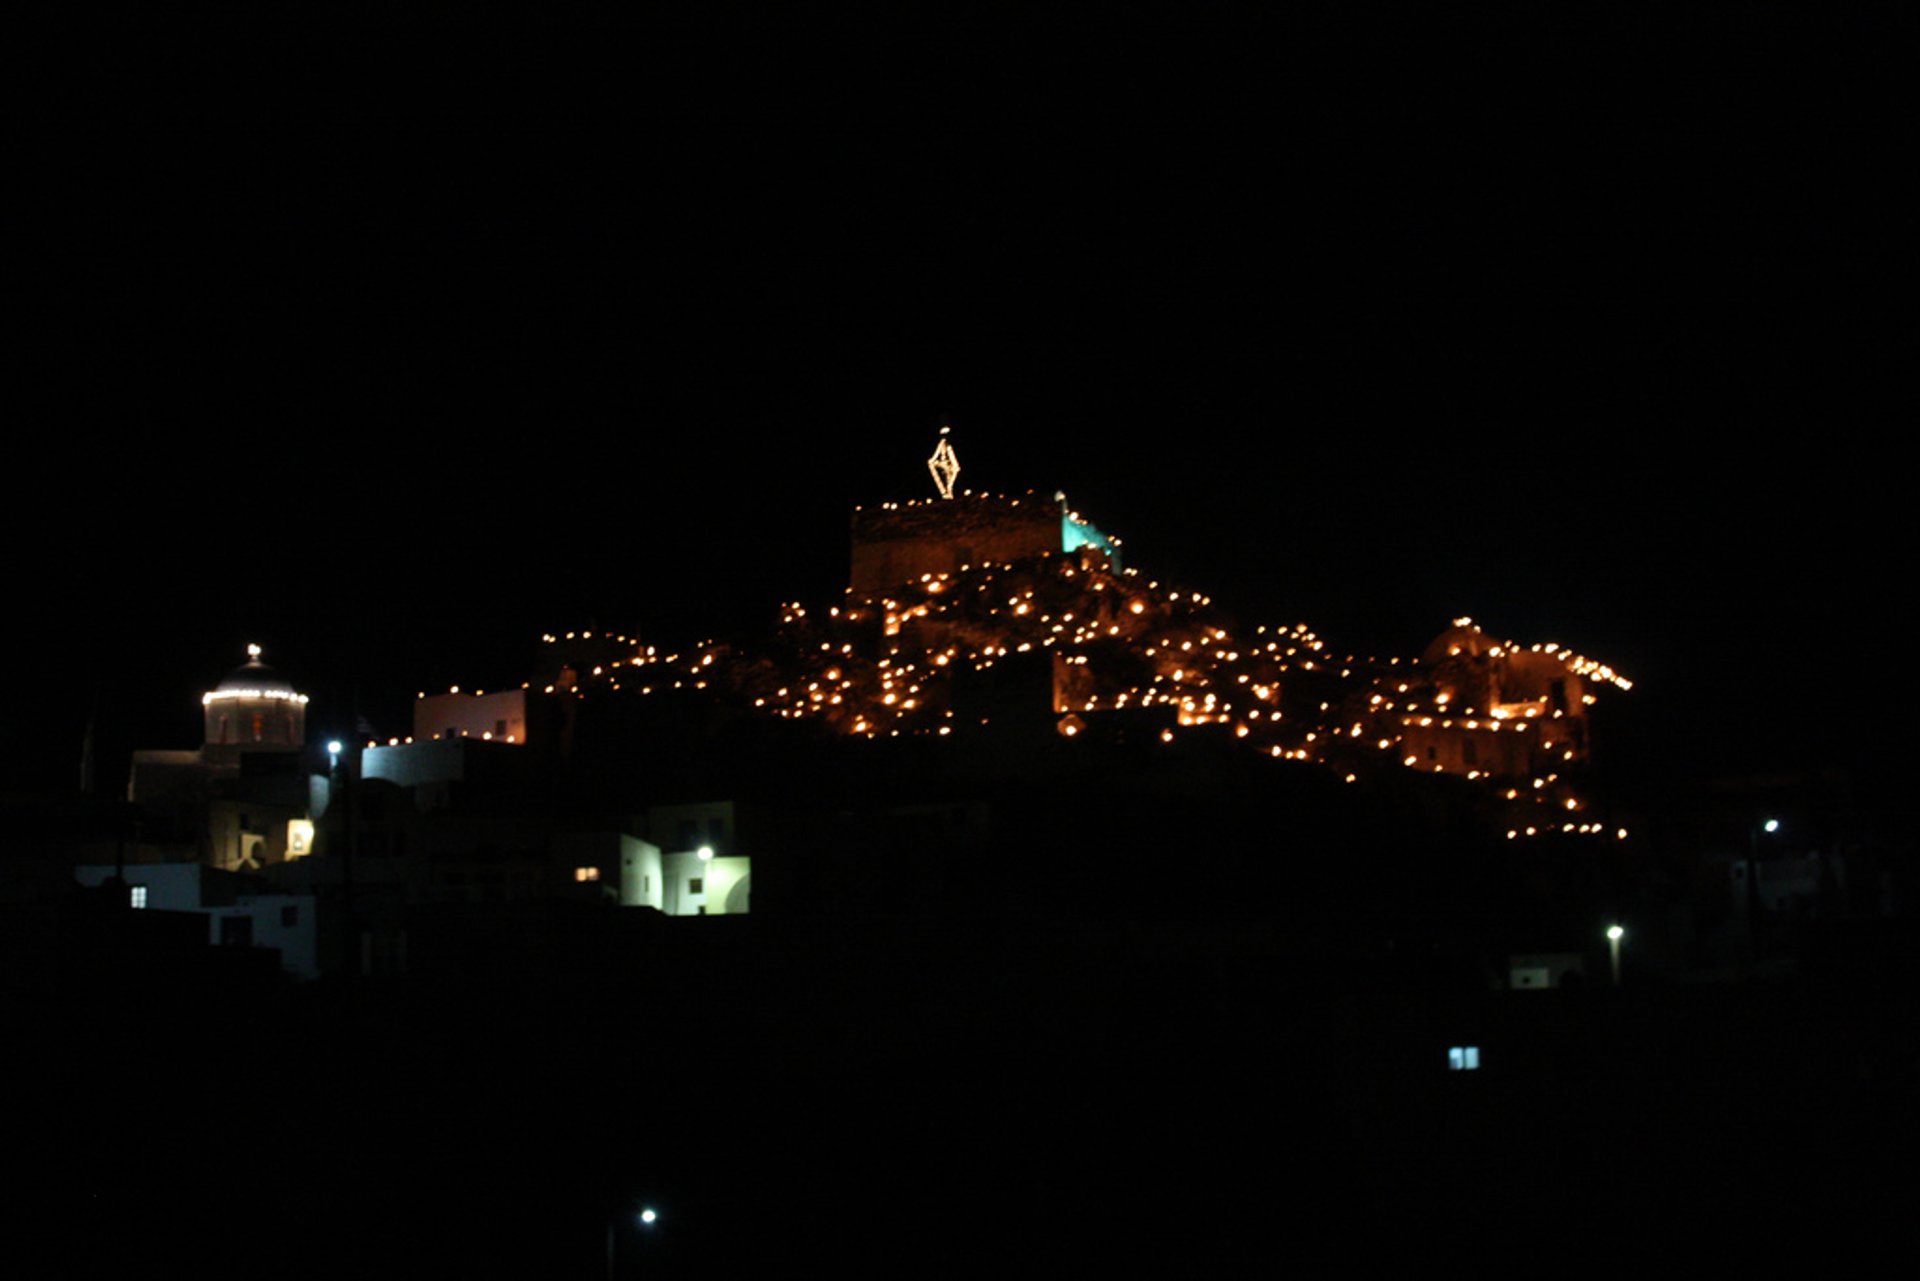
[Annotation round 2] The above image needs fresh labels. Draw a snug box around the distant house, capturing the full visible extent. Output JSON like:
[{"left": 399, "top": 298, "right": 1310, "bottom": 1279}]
[
  {"left": 616, "top": 800, "right": 752, "bottom": 916},
  {"left": 74, "top": 862, "right": 319, "bottom": 980}
]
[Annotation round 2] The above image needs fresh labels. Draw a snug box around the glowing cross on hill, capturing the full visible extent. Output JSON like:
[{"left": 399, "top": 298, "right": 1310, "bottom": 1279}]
[{"left": 928, "top": 424, "right": 960, "bottom": 500}]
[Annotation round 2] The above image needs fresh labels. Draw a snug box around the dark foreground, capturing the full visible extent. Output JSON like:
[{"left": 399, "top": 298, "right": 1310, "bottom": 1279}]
[{"left": 9, "top": 915, "right": 1915, "bottom": 1277}]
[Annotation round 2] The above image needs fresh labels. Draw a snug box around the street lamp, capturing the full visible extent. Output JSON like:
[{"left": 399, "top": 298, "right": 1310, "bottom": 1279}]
[
  {"left": 608, "top": 1207, "right": 660, "bottom": 1280},
  {"left": 1747, "top": 818, "right": 1782, "bottom": 963},
  {"left": 327, "top": 739, "right": 343, "bottom": 770},
  {"left": 697, "top": 845, "right": 714, "bottom": 915},
  {"left": 1606, "top": 924, "right": 1624, "bottom": 986}
]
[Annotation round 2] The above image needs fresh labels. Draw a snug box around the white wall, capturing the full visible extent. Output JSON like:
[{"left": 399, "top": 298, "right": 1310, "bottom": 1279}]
[
  {"left": 413, "top": 690, "right": 530, "bottom": 745},
  {"left": 76, "top": 862, "right": 204, "bottom": 909},
  {"left": 661, "top": 850, "right": 750, "bottom": 916},
  {"left": 618, "top": 836, "right": 664, "bottom": 909},
  {"left": 74, "top": 865, "right": 318, "bottom": 980}
]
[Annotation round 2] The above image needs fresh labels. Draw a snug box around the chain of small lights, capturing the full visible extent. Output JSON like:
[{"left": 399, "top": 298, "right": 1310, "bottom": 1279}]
[
  {"left": 927, "top": 426, "right": 960, "bottom": 500},
  {"left": 504, "top": 560, "right": 1631, "bottom": 842}
]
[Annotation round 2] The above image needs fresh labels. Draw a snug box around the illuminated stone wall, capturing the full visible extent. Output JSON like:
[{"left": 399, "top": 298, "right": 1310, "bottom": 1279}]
[
  {"left": 850, "top": 494, "right": 1065, "bottom": 592},
  {"left": 1342, "top": 621, "right": 1617, "bottom": 807},
  {"left": 414, "top": 689, "right": 532, "bottom": 745}
]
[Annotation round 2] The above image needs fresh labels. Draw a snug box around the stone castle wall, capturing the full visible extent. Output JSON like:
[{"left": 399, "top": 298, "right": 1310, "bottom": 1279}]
[{"left": 850, "top": 494, "right": 1062, "bottom": 592}]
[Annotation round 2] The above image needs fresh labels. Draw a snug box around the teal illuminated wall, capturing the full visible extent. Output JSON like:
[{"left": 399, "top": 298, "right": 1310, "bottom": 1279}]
[{"left": 1061, "top": 514, "right": 1117, "bottom": 563}]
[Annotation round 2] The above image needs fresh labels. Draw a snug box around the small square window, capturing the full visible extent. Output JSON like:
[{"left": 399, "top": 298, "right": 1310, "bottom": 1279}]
[
  {"left": 689, "top": 877, "right": 704, "bottom": 894},
  {"left": 130, "top": 885, "right": 148, "bottom": 910},
  {"left": 281, "top": 905, "right": 299, "bottom": 927},
  {"left": 1448, "top": 1046, "right": 1481, "bottom": 1071}
]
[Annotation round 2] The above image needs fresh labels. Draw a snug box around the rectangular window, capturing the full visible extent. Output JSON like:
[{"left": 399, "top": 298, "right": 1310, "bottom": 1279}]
[
  {"left": 1448, "top": 1046, "right": 1481, "bottom": 1071},
  {"left": 281, "top": 904, "right": 299, "bottom": 927},
  {"left": 575, "top": 867, "right": 601, "bottom": 883},
  {"left": 689, "top": 877, "right": 704, "bottom": 894},
  {"left": 130, "top": 885, "right": 148, "bottom": 909}
]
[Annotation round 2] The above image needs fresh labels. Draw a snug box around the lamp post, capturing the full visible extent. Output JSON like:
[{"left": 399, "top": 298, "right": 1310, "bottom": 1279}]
[
  {"left": 1747, "top": 818, "right": 1780, "bottom": 962},
  {"left": 1606, "top": 924, "right": 1624, "bottom": 986},
  {"left": 697, "top": 845, "right": 714, "bottom": 915},
  {"left": 607, "top": 1207, "right": 659, "bottom": 1280}
]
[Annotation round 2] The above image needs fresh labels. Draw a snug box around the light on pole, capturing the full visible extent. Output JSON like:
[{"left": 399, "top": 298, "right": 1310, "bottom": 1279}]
[
  {"left": 1606, "top": 924, "right": 1624, "bottom": 986},
  {"left": 609, "top": 1207, "right": 660, "bottom": 1280},
  {"left": 697, "top": 845, "right": 714, "bottom": 915}
]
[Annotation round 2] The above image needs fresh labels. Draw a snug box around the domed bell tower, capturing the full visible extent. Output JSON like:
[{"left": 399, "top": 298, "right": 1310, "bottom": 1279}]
[{"left": 202, "top": 644, "right": 309, "bottom": 767}]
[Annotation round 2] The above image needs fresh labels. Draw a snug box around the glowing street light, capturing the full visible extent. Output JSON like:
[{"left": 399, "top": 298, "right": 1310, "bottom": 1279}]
[
  {"left": 1606, "top": 924, "right": 1625, "bottom": 986},
  {"left": 609, "top": 1206, "right": 661, "bottom": 1279},
  {"left": 327, "top": 739, "right": 343, "bottom": 770}
]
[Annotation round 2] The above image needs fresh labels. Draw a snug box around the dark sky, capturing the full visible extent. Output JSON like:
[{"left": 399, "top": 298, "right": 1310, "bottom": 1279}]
[{"left": 9, "top": 7, "right": 1911, "bottom": 791}]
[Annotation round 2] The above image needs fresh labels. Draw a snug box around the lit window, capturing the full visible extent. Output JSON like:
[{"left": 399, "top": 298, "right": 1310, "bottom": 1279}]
[
  {"left": 575, "top": 867, "right": 601, "bottom": 883},
  {"left": 1447, "top": 1046, "right": 1481, "bottom": 1071},
  {"left": 130, "top": 885, "right": 148, "bottom": 909}
]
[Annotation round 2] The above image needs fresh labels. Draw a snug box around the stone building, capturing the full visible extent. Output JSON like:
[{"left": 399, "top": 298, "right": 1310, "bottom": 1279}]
[
  {"left": 129, "top": 645, "right": 320, "bottom": 870},
  {"left": 200, "top": 644, "right": 308, "bottom": 766},
  {"left": 1353, "top": 619, "right": 1626, "bottom": 784},
  {"left": 850, "top": 490, "right": 1119, "bottom": 593}
]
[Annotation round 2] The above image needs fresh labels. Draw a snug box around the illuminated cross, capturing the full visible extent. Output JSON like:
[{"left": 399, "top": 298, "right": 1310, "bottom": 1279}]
[{"left": 928, "top": 425, "right": 960, "bottom": 500}]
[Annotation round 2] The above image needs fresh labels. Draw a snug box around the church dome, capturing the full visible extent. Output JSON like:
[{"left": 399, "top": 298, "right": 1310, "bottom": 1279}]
[
  {"left": 204, "top": 645, "right": 308, "bottom": 705},
  {"left": 210, "top": 645, "right": 302, "bottom": 698},
  {"left": 203, "top": 644, "right": 308, "bottom": 753},
  {"left": 216, "top": 661, "right": 295, "bottom": 696}
]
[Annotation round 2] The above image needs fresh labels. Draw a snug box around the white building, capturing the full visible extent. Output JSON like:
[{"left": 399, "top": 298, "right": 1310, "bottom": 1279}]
[{"left": 75, "top": 863, "right": 321, "bottom": 981}]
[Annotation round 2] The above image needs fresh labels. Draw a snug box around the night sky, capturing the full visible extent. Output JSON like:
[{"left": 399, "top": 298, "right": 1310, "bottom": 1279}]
[{"left": 10, "top": 7, "right": 1911, "bottom": 794}]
